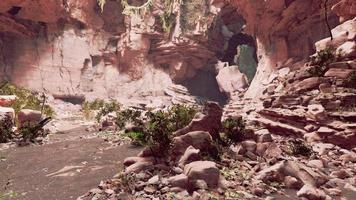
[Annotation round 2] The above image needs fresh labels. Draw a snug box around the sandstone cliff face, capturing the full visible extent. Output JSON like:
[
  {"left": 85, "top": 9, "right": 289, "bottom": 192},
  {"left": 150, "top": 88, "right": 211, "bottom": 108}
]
[{"left": 0, "top": 0, "right": 353, "bottom": 103}]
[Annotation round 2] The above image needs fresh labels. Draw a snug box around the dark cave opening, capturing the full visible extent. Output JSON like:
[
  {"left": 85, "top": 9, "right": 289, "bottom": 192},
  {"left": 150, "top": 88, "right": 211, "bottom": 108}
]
[
  {"left": 221, "top": 33, "right": 257, "bottom": 66},
  {"left": 180, "top": 70, "right": 228, "bottom": 106},
  {"left": 7, "top": 6, "right": 22, "bottom": 16}
]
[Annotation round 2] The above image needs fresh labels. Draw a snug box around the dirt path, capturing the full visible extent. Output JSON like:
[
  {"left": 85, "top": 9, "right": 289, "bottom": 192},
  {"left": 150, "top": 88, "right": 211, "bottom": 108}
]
[{"left": 0, "top": 127, "right": 141, "bottom": 200}]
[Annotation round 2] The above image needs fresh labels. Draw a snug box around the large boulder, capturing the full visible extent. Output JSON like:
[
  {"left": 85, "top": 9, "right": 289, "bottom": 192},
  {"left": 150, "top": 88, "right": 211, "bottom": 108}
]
[
  {"left": 173, "top": 102, "right": 222, "bottom": 139},
  {"left": 216, "top": 65, "right": 248, "bottom": 96},
  {"left": 0, "top": 95, "right": 16, "bottom": 107},
  {"left": 0, "top": 107, "right": 15, "bottom": 122},
  {"left": 171, "top": 131, "right": 212, "bottom": 161},
  {"left": 17, "top": 109, "right": 42, "bottom": 127},
  {"left": 183, "top": 161, "right": 220, "bottom": 188},
  {"left": 123, "top": 156, "right": 154, "bottom": 174},
  {"left": 178, "top": 146, "right": 201, "bottom": 168}
]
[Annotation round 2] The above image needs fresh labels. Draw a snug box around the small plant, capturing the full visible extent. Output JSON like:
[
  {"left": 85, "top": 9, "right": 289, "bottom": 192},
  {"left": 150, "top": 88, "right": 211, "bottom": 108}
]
[
  {"left": 121, "top": 0, "right": 153, "bottom": 16},
  {"left": 180, "top": 0, "right": 209, "bottom": 32},
  {"left": 288, "top": 139, "right": 312, "bottom": 157},
  {"left": 115, "top": 108, "right": 143, "bottom": 129},
  {"left": 0, "top": 190, "right": 18, "bottom": 200},
  {"left": 81, "top": 99, "right": 105, "bottom": 120},
  {"left": 308, "top": 47, "right": 341, "bottom": 77},
  {"left": 95, "top": 100, "right": 121, "bottom": 122},
  {"left": 167, "top": 104, "right": 198, "bottom": 131},
  {"left": 118, "top": 104, "right": 197, "bottom": 157},
  {"left": 221, "top": 117, "right": 246, "bottom": 145},
  {"left": 0, "top": 114, "right": 14, "bottom": 143},
  {"left": 18, "top": 118, "right": 51, "bottom": 143},
  {"left": 125, "top": 131, "right": 148, "bottom": 146}
]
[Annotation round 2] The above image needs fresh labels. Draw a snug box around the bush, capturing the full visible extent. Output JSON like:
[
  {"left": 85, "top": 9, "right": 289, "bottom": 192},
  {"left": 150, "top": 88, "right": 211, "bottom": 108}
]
[
  {"left": 95, "top": 100, "right": 121, "bottom": 122},
  {"left": 308, "top": 47, "right": 341, "bottom": 77},
  {"left": 221, "top": 117, "right": 246, "bottom": 145},
  {"left": 125, "top": 131, "right": 148, "bottom": 146},
  {"left": 288, "top": 139, "right": 312, "bottom": 157},
  {"left": 121, "top": 104, "right": 198, "bottom": 157},
  {"left": 0, "top": 83, "right": 54, "bottom": 117},
  {"left": 115, "top": 108, "right": 143, "bottom": 129},
  {"left": 18, "top": 119, "right": 50, "bottom": 143},
  {"left": 81, "top": 99, "right": 105, "bottom": 120},
  {"left": 0, "top": 114, "right": 14, "bottom": 143},
  {"left": 180, "top": 0, "right": 209, "bottom": 32},
  {"left": 81, "top": 99, "right": 121, "bottom": 121}
]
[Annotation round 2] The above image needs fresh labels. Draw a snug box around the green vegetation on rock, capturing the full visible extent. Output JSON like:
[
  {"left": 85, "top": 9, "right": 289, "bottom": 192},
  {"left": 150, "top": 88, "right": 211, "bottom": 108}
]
[
  {"left": 0, "top": 83, "right": 54, "bottom": 117},
  {"left": 221, "top": 116, "right": 246, "bottom": 145},
  {"left": 121, "top": 0, "right": 153, "bottom": 16},
  {"left": 0, "top": 114, "right": 13, "bottom": 143},
  {"left": 180, "top": 0, "right": 209, "bottom": 32},
  {"left": 308, "top": 47, "right": 342, "bottom": 77}
]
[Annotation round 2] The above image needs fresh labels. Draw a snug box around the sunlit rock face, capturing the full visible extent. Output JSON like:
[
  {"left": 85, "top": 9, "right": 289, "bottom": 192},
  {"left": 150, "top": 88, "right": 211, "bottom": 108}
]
[
  {"left": 0, "top": 0, "right": 352, "bottom": 104},
  {"left": 229, "top": 0, "right": 341, "bottom": 97}
]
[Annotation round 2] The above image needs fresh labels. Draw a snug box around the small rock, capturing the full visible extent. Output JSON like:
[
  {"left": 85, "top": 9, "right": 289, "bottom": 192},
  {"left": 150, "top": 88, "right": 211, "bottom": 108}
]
[
  {"left": 104, "top": 189, "right": 114, "bottom": 195},
  {"left": 252, "top": 186, "right": 265, "bottom": 196},
  {"left": 256, "top": 129, "right": 273, "bottom": 143},
  {"left": 330, "top": 170, "right": 351, "bottom": 179},
  {"left": 193, "top": 180, "right": 208, "bottom": 190},
  {"left": 168, "top": 174, "right": 188, "bottom": 189},
  {"left": 172, "top": 167, "right": 183, "bottom": 174},
  {"left": 317, "top": 127, "right": 336, "bottom": 136},
  {"left": 241, "top": 140, "right": 257, "bottom": 152},
  {"left": 304, "top": 132, "right": 323, "bottom": 143},
  {"left": 264, "top": 142, "right": 282, "bottom": 158},
  {"left": 148, "top": 175, "right": 160, "bottom": 185},
  {"left": 143, "top": 185, "right": 157, "bottom": 194},
  {"left": 319, "top": 83, "right": 333, "bottom": 93},
  {"left": 307, "top": 160, "right": 324, "bottom": 169},
  {"left": 325, "top": 188, "right": 342, "bottom": 196},
  {"left": 184, "top": 161, "right": 220, "bottom": 188},
  {"left": 340, "top": 153, "right": 356, "bottom": 163},
  {"left": 178, "top": 146, "right": 201, "bottom": 168},
  {"left": 307, "top": 104, "right": 327, "bottom": 122},
  {"left": 344, "top": 183, "right": 356, "bottom": 192},
  {"left": 297, "top": 185, "right": 327, "bottom": 200},
  {"left": 284, "top": 176, "right": 303, "bottom": 189}
]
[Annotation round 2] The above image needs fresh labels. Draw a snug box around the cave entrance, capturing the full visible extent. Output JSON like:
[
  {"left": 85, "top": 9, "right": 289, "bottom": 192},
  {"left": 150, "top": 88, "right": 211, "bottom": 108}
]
[
  {"left": 180, "top": 69, "right": 228, "bottom": 106},
  {"left": 221, "top": 33, "right": 257, "bottom": 83}
]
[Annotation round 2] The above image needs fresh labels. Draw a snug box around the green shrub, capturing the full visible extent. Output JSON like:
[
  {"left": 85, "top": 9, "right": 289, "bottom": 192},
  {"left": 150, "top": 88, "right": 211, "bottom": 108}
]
[
  {"left": 0, "top": 114, "right": 14, "bottom": 143},
  {"left": 288, "top": 139, "right": 312, "bottom": 157},
  {"left": 167, "top": 104, "right": 198, "bottom": 131},
  {"left": 121, "top": 0, "right": 153, "bottom": 16},
  {"left": 81, "top": 99, "right": 105, "bottom": 120},
  {"left": 180, "top": 0, "right": 209, "bottom": 32},
  {"left": 308, "top": 47, "right": 341, "bottom": 77},
  {"left": 119, "top": 104, "right": 198, "bottom": 157},
  {"left": 18, "top": 121, "right": 48, "bottom": 143},
  {"left": 221, "top": 117, "right": 246, "bottom": 145},
  {"left": 116, "top": 108, "right": 143, "bottom": 129},
  {"left": 159, "top": 0, "right": 176, "bottom": 33},
  {"left": 17, "top": 117, "right": 51, "bottom": 144},
  {"left": 95, "top": 100, "right": 121, "bottom": 122},
  {"left": 0, "top": 83, "right": 54, "bottom": 117},
  {"left": 81, "top": 99, "right": 120, "bottom": 121},
  {"left": 125, "top": 131, "right": 148, "bottom": 146}
]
